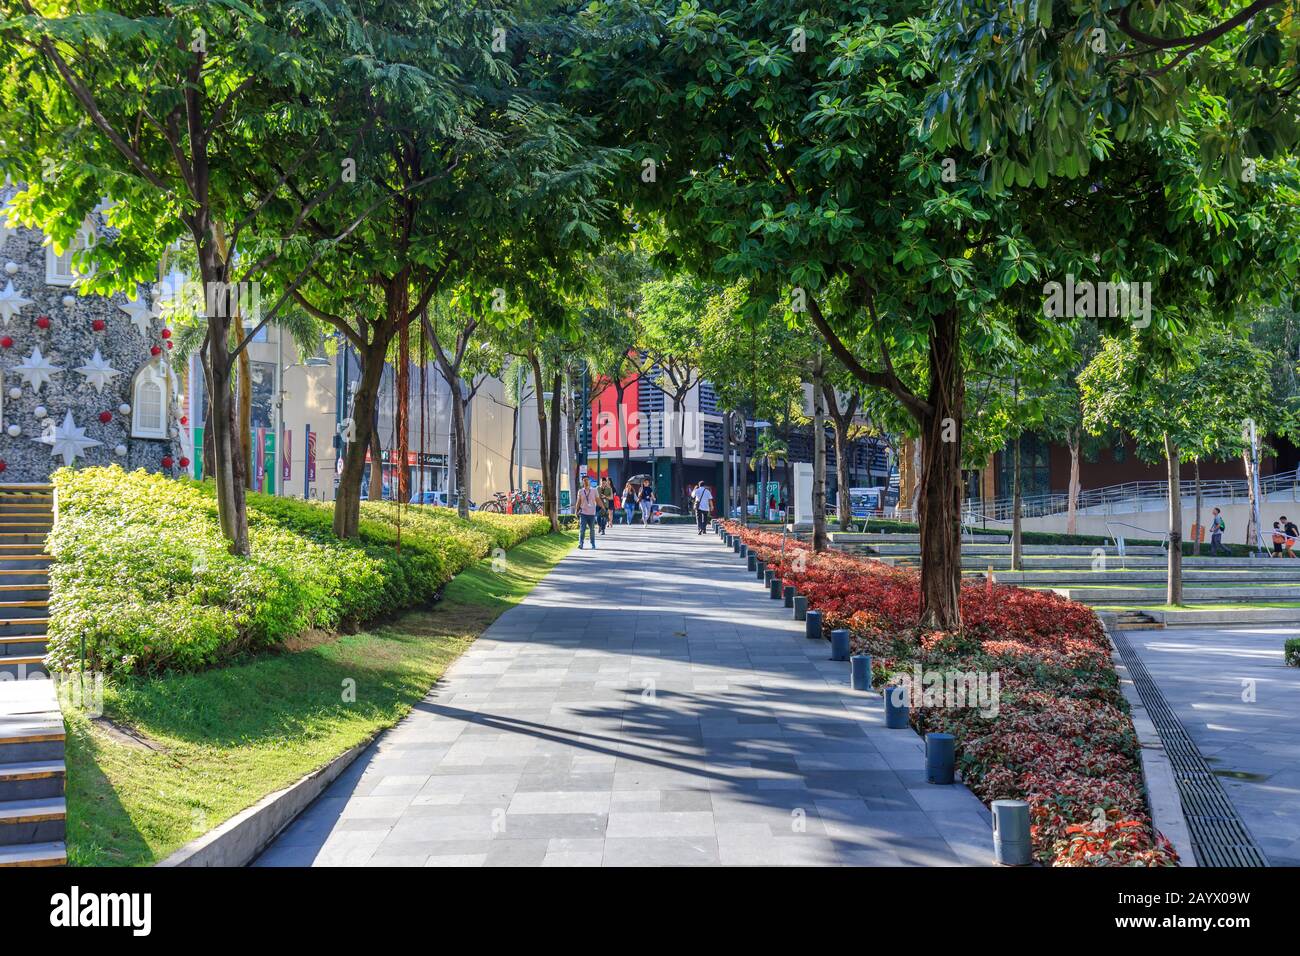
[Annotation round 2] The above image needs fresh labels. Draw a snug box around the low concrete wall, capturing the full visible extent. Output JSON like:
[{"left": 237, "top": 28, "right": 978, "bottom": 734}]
[{"left": 1015, "top": 498, "right": 1300, "bottom": 546}]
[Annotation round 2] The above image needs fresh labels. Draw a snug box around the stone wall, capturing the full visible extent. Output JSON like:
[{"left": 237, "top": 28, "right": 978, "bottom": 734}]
[{"left": 0, "top": 188, "right": 179, "bottom": 483}]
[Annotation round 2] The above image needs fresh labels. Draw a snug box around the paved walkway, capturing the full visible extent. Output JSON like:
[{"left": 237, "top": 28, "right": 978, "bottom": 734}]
[
  {"left": 255, "top": 524, "right": 991, "bottom": 867},
  {"left": 1122, "top": 624, "right": 1300, "bottom": 866}
]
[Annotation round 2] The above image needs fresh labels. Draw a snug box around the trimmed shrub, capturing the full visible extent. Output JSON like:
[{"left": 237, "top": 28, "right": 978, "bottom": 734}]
[
  {"left": 47, "top": 466, "right": 550, "bottom": 674},
  {"left": 1285, "top": 638, "right": 1300, "bottom": 668}
]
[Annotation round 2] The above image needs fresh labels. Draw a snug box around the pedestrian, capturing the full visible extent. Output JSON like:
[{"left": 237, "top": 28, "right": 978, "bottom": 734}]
[
  {"left": 638, "top": 478, "right": 655, "bottom": 525},
  {"left": 597, "top": 476, "right": 614, "bottom": 534},
  {"left": 1209, "top": 507, "right": 1227, "bottom": 556},
  {"left": 1272, "top": 520, "right": 1284, "bottom": 558},
  {"left": 622, "top": 481, "right": 638, "bottom": 526},
  {"left": 577, "top": 475, "right": 600, "bottom": 550},
  {"left": 695, "top": 482, "right": 714, "bottom": 534},
  {"left": 1284, "top": 515, "right": 1299, "bottom": 558}
]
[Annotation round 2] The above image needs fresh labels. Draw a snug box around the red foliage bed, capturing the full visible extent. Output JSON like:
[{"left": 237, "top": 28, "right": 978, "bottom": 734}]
[{"left": 722, "top": 522, "right": 1177, "bottom": 867}]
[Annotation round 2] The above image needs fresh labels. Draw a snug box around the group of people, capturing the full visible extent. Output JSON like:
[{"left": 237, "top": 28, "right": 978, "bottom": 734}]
[
  {"left": 575, "top": 475, "right": 660, "bottom": 549},
  {"left": 1270, "top": 513, "right": 1300, "bottom": 558},
  {"left": 573, "top": 475, "right": 717, "bottom": 548}
]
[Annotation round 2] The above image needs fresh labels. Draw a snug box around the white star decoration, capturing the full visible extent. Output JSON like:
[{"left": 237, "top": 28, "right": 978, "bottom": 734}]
[
  {"left": 117, "top": 295, "right": 158, "bottom": 336},
  {"left": 38, "top": 410, "right": 101, "bottom": 467},
  {"left": 0, "top": 280, "right": 33, "bottom": 327},
  {"left": 75, "top": 349, "right": 120, "bottom": 394},
  {"left": 14, "top": 346, "right": 61, "bottom": 393}
]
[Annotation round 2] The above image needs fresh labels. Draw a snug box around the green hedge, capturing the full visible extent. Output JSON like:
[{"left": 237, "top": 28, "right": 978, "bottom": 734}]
[
  {"left": 47, "top": 466, "right": 550, "bottom": 674},
  {"left": 1286, "top": 638, "right": 1300, "bottom": 668}
]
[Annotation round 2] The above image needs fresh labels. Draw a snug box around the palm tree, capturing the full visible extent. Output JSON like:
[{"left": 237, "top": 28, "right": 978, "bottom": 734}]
[{"left": 749, "top": 432, "right": 789, "bottom": 518}]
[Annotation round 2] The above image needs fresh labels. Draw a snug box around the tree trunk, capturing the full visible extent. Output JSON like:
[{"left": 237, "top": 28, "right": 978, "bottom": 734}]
[
  {"left": 910, "top": 437, "right": 923, "bottom": 520},
  {"left": 334, "top": 342, "right": 386, "bottom": 539},
  {"left": 508, "top": 403, "right": 518, "bottom": 494},
  {"left": 567, "top": 377, "right": 580, "bottom": 506},
  {"left": 201, "top": 335, "right": 249, "bottom": 555},
  {"left": 548, "top": 375, "right": 562, "bottom": 526},
  {"left": 916, "top": 309, "right": 963, "bottom": 631},
  {"left": 1193, "top": 458, "right": 1203, "bottom": 556},
  {"left": 368, "top": 423, "right": 383, "bottom": 502},
  {"left": 812, "top": 356, "right": 828, "bottom": 552},
  {"left": 1243, "top": 449, "right": 1259, "bottom": 549},
  {"left": 673, "top": 396, "right": 685, "bottom": 508},
  {"left": 452, "top": 383, "right": 469, "bottom": 519},
  {"left": 233, "top": 310, "right": 252, "bottom": 490},
  {"left": 1165, "top": 435, "right": 1184, "bottom": 605},
  {"left": 834, "top": 420, "right": 852, "bottom": 530},
  {"left": 395, "top": 319, "right": 410, "bottom": 503},
  {"left": 1066, "top": 428, "right": 1081, "bottom": 535},
  {"left": 1011, "top": 433, "right": 1023, "bottom": 572},
  {"left": 528, "top": 353, "right": 561, "bottom": 532}
]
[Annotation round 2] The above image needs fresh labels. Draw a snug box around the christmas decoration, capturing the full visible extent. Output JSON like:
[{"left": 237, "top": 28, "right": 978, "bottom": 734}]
[
  {"left": 35, "top": 315, "right": 50, "bottom": 330},
  {"left": 0, "top": 337, "right": 11, "bottom": 349},
  {"left": 98, "top": 411, "right": 112, "bottom": 424},
  {"left": 150, "top": 345, "right": 161, "bottom": 356},
  {"left": 6, "top": 388, "right": 18, "bottom": 401},
  {"left": 38, "top": 410, "right": 102, "bottom": 466},
  {"left": 91, "top": 319, "right": 106, "bottom": 332},
  {"left": 117, "top": 295, "right": 157, "bottom": 337},
  {"left": 13, "top": 346, "right": 61, "bottom": 392},
  {"left": 33, "top": 406, "right": 46, "bottom": 420},
  {"left": 160, "top": 328, "right": 172, "bottom": 339},
  {"left": 113, "top": 444, "right": 127, "bottom": 457},
  {"left": 5, "top": 425, "right": 18, "bottom": 437},
  {"left": 3, "top": 262, "right": 16, "bottom": 275},
  {"left": 0, "top": 280, "right": 33, "bottom": 326},
  {"left": 75, "top": 349, "right": 120, "bottom": 394},
  {"left": 180, "top": 415, "right": 188, "bottom": 426},
  {"left": 61, "top": 295, "right": 75, "bottom": 308},
  {"left": 161, "top": 454, "right": 174, "bottom": 468},
  {"left": 179, "top": 456, "right": 190, "bottom": 468},
  {"left": 118, "top": 403, "right": 131, "bottom": 415}
]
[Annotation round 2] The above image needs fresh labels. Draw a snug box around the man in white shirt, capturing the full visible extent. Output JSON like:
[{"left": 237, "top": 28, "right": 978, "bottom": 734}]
[
  {"left": 694, "top": 482, "right": 714, "bottom": 534},
  {"left": 577, "top": 476, "right": 600, "bottom": 549}
]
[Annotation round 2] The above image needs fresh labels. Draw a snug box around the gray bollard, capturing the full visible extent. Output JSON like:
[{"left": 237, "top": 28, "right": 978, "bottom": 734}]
[
  {"left": 732, "top": 538, "right": 740, "bottom": 553},
  {"left": 756, "top": 558, "right": 766, "bottom": 580},
  {"left": 793, "top": 595, "right": 807, "bottom": 620},
  {"left": 851, "top": 654, "right": 872, "bottom": 690},
  {"left": 884, "top": 684, "right": 910, "bottom": 729},
  {"left": 739, "top": 543, "right": 748, "bottom": 558},
  {"left": 747, "top": 553, "right": 757, "bottom": 572},
  {"left": 829, "top": 629, "right": 850, "bottom": 661},
  {"left": 783, "top": 585, "right": 795, "bottom": 607},
  {"left": 992, "top": 800, "right": 1032, "bottom": 866},
  {"left": 805, "top": 610, "right": 822, "bottom": 641},
  {"left": 769, "top": 577, "right": 783, "bottom": 599},
  {"left": 926, "top": 733, "right": 955, "bottom": 785},
  {"left": 763, "top": 569, "right": 774, "bottom": 588}
]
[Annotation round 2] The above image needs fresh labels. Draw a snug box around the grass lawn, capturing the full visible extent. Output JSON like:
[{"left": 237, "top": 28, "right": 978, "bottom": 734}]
[{"left": 63, "top": 530, "right": 576, "bottom": 867}]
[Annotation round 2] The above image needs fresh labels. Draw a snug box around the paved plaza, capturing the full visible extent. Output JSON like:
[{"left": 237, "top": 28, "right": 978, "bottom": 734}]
[
  {"left": 1121, "top": 624, "right": 1300, "bottom": 866},
  {"left": 255, "top": 524, "right": 993, "bottom": 867}
]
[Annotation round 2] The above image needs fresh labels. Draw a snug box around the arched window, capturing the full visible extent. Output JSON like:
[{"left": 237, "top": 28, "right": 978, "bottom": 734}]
[
  {"left": 45, "top": 226, "right": 95, "bottom": 286},
  {"left": 131, "top": 364, "right": 167, "bottom": 439}
]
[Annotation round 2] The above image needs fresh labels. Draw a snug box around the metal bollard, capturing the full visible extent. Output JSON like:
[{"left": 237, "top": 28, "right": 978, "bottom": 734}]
[
  {"left": 851, "top": 654, "right": 872, "bottom": 691},
  {"left": 992, "top": 800, "right": 1032, "bottom": 866},
  {"left": 763, "top": 569, "right": 774, "bottom": 588},
  {"left": 769, "top": 576, "right": 783, "bottom": 599},
  {"left": 793, "top": 595, "right": 807, "bottom": 620},
  {"left": 732, "top": 538, "right": 740, "bottom": 553},
  {"left": 829, "top": 629, "right": 850, "bottom": 661},
  {"left": 756, "top": 558, "right": 766, "bottom": 580},
  {"left": 783, "top": 585, "right": 795, "bottom": 607},
  {"left": 805, "top": 610, "right": 822, "bottom": 641},
  {"left": 747, "top": 553, "right": 757, "bottom": 572},
  {"left": 926, "top": 733, "right": 955, "bottom": 785},
  {"left": 884, "top": 684, "right": 910, "bottom": 729},
  {"left": 739, "top": 543, "right": 748, "bottom": 558}
]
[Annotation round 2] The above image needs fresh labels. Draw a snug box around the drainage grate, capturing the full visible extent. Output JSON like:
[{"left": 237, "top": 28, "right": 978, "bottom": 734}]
[{"left": 1110, "top": 628, "right": 1269, "bottom": 868}]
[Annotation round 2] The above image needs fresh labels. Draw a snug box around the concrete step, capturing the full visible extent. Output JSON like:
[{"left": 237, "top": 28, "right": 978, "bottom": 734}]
[
  {"left": 0, "top": 533, "right": 50, "bottom": 545},
  {"left": 0, "top": 636, "right": 46, "bottom": 657},
  {"left": 0, "top": 584, "right": 49, "bottom": 601},
  {"left": 0, "top": 618, "right": 46, "bottom": 640},
  {"left": 0, "top": 570, "right": 49, "bottom": 586},
  {"left": 985, "top": 569, "right": 1300, "bottom": 585},
  {"left": 1149, "top": 606, "right": 1300, "bottom": 625},
  {"left": 862, "top": 543, "right": 1168, "bottom": 557},
  {"left": 0, "top": 797, "right": 65, "bottom": 846},
  {"left": 1048, "top": 585, "right": 1300, "bottom": 604},
  {"left": 0, "top": 760, "right": 64, "bottom": 801},
  {"left": 0, "top": 601, "right": 49, "bottom": 620},
  {"left": 829, "top": 532, "right": 1011, "bottom": 545},
  {"left": 0, "top": 719, "right": 63, "bottom": 764},
  {"left": 0, "top": 840, "right": 65, "bottom": 867},
  {"left": 0, "top": 557, "right": 52, "bottom": 572},
  {"left": 0, "top": 656, "right": 48, "bottom": 679}
]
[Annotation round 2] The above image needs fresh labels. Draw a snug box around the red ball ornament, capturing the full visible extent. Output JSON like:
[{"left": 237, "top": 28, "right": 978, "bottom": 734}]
[
  {"left": 161, "top": 455, "right": 174, "bottom": 469},
  {"left": 161, "top": 328, "right": 172, "bottom": 339},
  {"left": 92, "top": 319, "right": 106, "bottom": 332},
  {"left": 35, "top": 316, "right": 50, "bottom": 330},
  {"left": 150, "top": 345, "right": 162, "bottom": 356},
  {"left": 165, "top": 341, "right": 173, "bottom": 350},
  {"left": 99, "top": 411, "right": 112, "bottom": 424},
  {"left": 0, "top": 337, "right": 11, "bottom": 349},
  {"left": 180, "top": 415, "right": 189, "bottom": 426},
  {"left": 179, "top": 457, "right": 190, "bottom": 469},
  {"left": 0, "top": 460, "right": 6, "bottom": 473}
]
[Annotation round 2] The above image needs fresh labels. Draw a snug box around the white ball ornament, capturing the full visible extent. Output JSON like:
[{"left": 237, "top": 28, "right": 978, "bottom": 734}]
[
  {"left": 114, "top": 444, "right": 127, "bottom": 457},
  {"left": 119, "top": 403, "right": 131, "bottom": 415},
  {"left": 6, "top": 424, "right": 19, "bottom": 437},
  {"left": 3, "top": 262, "right": 16, "bottom": 275},
  {"left": 33, "top": 406, "right": 47, "bottom": 420},
  {"left": 7, "top": 388, "right": 19, "bottom": 401},
  {"left": 61, "top": 295, "right": 75, "bottom": 308}
]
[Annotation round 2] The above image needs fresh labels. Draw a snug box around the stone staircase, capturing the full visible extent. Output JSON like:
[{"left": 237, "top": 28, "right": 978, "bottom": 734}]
[{"left": 0, "top": 484, "right": 65, "bottom": 866}]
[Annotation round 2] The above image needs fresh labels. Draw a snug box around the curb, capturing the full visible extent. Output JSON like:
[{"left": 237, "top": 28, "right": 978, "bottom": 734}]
[
  {"left": 156, "top": 734, "right": 378, "bottom": 868},
  {"left": 1096, "top": 611, "right": 1197, "bottom": 867}
]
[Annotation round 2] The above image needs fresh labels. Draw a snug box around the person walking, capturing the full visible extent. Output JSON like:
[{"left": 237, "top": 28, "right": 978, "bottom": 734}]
[
  {"left": 694, "top": 482, "right": 714, "bottom": 534},
  {"left": 1284, "top": 515, "right": 1299, "bottom": 558},
  {"left": 638, "top": 478, "right": 655, "bottom": 526},
  {"left": 597, "top": 477, "right": 614, "bottom": 534},
  {"left": 577, "top": 475, "right": 600, "bottom": 549},
  {"left": 622, "top": 481, "right": 638, "bottom": 526},
  {"left": 1209, "top": 507, "right": 1227, "bottom": 556}
]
